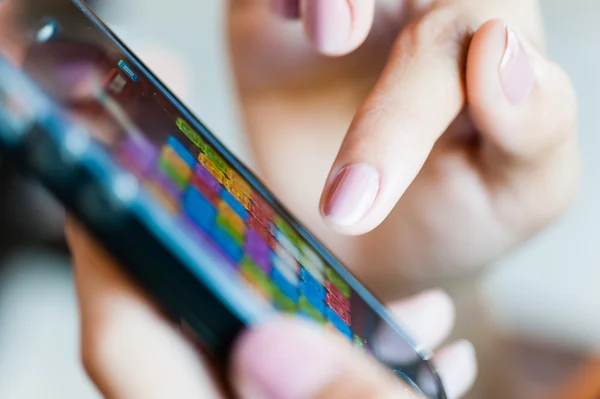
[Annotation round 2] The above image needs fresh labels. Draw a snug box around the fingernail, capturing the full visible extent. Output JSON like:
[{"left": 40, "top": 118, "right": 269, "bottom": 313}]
[
  {"left": 500, "top": 26, "right": 534, "bottom": 105},
  {"left": 305, "top": 0, "right": 352, "bottom": 54},
  {"left": 234, "top": 320, "right": 346, "bottom": 399},
  {"left": 272, "top": 0, "right": 300, "bottom": 19},
  {"left": 323, "top": 164, "right": 380, "bottom": 227}
]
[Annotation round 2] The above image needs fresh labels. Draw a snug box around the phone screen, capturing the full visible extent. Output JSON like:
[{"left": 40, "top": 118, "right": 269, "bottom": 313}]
[{"left": 16, "top": 2, "right": 444, "bottom": 397}]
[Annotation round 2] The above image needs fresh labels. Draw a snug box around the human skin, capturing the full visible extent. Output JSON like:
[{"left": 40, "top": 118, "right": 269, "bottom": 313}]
[{"left": 229, "top": 0, "right": 579, "bottom": 297}]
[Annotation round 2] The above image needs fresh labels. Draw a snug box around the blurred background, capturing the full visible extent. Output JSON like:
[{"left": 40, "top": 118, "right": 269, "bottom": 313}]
[{"left": 0, "top": 0, "right": 598, "bottom": 398}]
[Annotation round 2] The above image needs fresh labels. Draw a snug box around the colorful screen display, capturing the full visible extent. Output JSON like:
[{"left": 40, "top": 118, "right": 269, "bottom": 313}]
[
  {"left": 125, "top": 127, "right": 360, "bottom": 342},
  {"left": 121, "top": 79, "right": 368, "bottom": 347},
  {"left": 17, "top": 3, "right": 445, "bottom": 397}
]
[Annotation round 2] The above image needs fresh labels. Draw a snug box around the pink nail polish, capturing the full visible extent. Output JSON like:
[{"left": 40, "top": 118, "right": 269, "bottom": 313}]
[
  {"left": 324, "top": 164, "right": 380, "bottom": 227},
  {"left": 500, "top": 26, "right": 534, "bottom": 105},
  {"left": 271, "top": 0, "right": 300, "bottom": 19},
  {"left": 305, "top": 0, "right": 352, "bottom": 53}
]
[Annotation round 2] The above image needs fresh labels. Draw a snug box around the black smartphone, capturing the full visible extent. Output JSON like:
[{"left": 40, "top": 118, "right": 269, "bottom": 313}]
[{"left": 0, "top": 1, "right": 446, "bottom": 397}]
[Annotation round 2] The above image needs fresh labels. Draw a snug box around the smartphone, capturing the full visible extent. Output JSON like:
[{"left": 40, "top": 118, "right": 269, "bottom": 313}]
[{"left": 0, "top": 1, "right": 446, "bottom": 397}]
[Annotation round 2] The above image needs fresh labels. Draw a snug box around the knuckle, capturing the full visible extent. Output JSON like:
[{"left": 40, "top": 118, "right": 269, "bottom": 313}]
[{"left": 395, "top": 7, "right": 473, "bottom": 62}]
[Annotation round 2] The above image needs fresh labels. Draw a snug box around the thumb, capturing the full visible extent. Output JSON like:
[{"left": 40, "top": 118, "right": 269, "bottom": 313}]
[{"left": 231, "top": 318, "right": 418, "bottom": 399}]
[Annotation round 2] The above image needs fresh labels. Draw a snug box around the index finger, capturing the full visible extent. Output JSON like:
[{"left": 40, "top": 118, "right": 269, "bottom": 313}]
[{"left": 319, "top": 8, "right": 471, "bottom": 234}]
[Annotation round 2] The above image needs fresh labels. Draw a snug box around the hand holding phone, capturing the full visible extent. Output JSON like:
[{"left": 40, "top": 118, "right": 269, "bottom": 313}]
[{"left": 69, "top": 221, "right": 470, "bottom": 399}]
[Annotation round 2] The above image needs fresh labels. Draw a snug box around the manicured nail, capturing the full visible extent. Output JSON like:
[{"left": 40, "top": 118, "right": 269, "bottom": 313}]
[
  {"left": 323, "top": 164, "right": 380, "bottom": 227},
  {"left": 500, "top": 26, "right": 534, "bottom": 105},
  {"left": 305, "top": 0, "right": 352, "bottom": 54},
  {"left": 271, "top": 0, "right": 300, "bottom": 19},
  {"left": 234, "top": 320, "right": 346, "bottom": 399}
]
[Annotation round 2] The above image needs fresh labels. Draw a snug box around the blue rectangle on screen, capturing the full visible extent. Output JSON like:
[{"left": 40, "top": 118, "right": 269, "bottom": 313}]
[
  {"left": 183, "top": 186, "right": 216, "bottom": 232},
  {"left": 300, "top": 268, "right": 325, "bottom": 306},
  {"left": 211, "top": 227, "right": 244, "bottom": 264},
  {"left": 301, "top": 283, "right": 325, "bottom": 314}
]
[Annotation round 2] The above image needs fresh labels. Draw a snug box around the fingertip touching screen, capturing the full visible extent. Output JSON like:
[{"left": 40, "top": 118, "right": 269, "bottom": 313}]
[{"left": 17, "top": 2, "right": 445, "bottom": 397}]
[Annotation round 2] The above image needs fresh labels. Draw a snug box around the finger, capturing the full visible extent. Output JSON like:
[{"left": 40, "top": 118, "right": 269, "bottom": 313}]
[
  {"left": 388, "top": 289, "right": 456, "bottom": 351},
  {"left": 467, "top": 19, "right": 578, "bottom": 161},
  {"left": 319, "top": 8, "right": 471, "bottom": 234},
  {"left": 231, "top": 318, "right": 415, "bottom": 399},
  {"left": 466, "top": 19, "right": 580, "bottom": 229},
  {"left": 432, "top": 340, "right": 478, "bottom": 399},
  {"left": 271, "top": 0, "right": 301, "bottom": 19},
  {"left": 302, "top": 0, "right": 376, "bottom": 56},
  {"left": 66, "top": 219, "right": 224, "bottom": 399}
]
